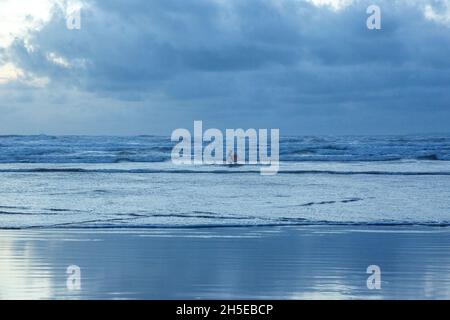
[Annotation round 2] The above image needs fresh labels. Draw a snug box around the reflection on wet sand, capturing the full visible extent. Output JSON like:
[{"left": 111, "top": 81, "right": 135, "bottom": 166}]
[{"left": 0, "top": 226, "right": 449, "bottom": 299}]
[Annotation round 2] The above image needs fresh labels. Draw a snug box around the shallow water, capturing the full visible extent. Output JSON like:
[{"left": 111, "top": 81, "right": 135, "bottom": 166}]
[{"left": 0, "top": 161, "right": 449, "bottom": 229}]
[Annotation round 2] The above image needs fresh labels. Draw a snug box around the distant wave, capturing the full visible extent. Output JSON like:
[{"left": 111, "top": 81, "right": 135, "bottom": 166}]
[
  {"left": 0, "top": 135, "right": 449, "bottom": 163},
  {"left": 0, "top": 168, "right": 449, "bottom": 175}
]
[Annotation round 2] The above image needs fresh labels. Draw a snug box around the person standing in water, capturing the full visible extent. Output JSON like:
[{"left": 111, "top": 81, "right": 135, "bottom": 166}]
[{"left": 228, "top": 150, "right": 238, "bottom": 165}]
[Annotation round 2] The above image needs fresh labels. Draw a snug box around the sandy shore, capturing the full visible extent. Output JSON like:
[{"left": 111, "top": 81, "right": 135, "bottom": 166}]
[{"left": 0, "top": 226, "right": 449, "bottom": 299}]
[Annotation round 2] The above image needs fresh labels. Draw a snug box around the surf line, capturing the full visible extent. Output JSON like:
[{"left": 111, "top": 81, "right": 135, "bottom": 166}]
[{"left": 171, "top": 120, "right": 279, "bottom": 175}]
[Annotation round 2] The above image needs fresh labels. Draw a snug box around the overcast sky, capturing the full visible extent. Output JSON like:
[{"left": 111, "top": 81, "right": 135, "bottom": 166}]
[{"left": 1, "top": 0, "right": 450, "bottom": 135}]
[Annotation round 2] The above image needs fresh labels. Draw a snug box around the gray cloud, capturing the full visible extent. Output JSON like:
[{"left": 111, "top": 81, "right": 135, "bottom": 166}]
[{"left": 1, "top": 0, "right": 450, "bottom": 135}]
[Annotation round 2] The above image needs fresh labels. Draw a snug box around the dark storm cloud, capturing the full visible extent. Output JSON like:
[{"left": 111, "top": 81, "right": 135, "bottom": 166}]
[{"left": 2, "top": 0, "right": 450, "bottom": 134}]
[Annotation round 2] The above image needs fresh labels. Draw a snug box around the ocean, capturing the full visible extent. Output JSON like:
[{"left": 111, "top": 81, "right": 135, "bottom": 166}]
[
  {"left": 1, "top": 134, "right": 450, "bottom": 299},
  {"left": 0, "top": 134, "right": 449, "bottom": 229}
]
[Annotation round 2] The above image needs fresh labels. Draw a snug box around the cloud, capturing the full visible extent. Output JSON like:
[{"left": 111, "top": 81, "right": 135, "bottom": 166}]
[
  {"left": 424, "top": 0, "right": 450, "bottom": 26},
  {"left": 0, "top": 0, "right": 450, "bottom": 134},
  {"left": 0, "top": 63, "right": 22, "bottom": 84},
  {"left": 0, "top": 0, "right": 54, "bottom": 48},
  {"left": 306, "top": 0, "right": 354, "bottom": 11}
]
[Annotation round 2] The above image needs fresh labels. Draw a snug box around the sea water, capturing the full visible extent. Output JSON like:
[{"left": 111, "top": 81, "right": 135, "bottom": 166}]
[{"left": 0, "top": 134, "right": 449, "bottom": 229}]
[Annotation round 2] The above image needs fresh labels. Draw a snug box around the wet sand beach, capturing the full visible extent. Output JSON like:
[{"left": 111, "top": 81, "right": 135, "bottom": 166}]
[{"left": 0, "top": 226, "right": 449, "bottom": 299}]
